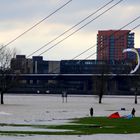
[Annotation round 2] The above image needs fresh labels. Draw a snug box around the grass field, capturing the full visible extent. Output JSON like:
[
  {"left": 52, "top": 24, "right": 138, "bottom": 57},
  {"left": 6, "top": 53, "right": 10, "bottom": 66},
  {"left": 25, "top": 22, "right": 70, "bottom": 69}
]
[
  {"left": 48, "top": 117, "right": 140, "bottom": 134},
  {"left": 0, "top": 117, "right": 140, "bottom": 135}
]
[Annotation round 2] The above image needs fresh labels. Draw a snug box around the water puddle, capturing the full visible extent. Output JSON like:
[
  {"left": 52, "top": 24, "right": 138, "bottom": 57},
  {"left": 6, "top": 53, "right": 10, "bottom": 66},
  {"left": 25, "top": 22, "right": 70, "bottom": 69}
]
[{"left": 0, "top": 126, "right": 73, "bottom": 132}]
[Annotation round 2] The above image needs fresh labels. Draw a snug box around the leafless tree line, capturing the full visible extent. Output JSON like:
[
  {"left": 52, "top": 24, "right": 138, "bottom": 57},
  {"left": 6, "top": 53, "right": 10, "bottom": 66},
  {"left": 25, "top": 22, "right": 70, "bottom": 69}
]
[{"left": 0, "top": 45, "right": 17, "bottom": 104}]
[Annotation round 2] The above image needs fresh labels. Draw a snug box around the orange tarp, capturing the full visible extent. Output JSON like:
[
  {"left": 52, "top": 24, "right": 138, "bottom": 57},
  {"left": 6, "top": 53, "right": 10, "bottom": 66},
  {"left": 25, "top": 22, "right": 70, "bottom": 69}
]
[{"left": 108, "top": 112, "right": 121, "bottom": 119}]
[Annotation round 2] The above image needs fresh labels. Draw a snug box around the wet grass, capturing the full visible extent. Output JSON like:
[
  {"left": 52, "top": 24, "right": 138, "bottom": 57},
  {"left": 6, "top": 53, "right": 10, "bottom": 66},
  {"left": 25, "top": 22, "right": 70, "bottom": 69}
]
[
  {"left": 48, "top": 117, "right": 140, "bottom": 134},
  {"left": 0, "top": 117, "right": 140, "bottom": 135}
]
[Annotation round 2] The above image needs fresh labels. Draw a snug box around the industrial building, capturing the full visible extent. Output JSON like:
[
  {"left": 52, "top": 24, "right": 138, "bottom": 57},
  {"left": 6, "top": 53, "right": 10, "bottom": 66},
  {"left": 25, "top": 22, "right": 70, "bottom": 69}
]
[{"left": 9, "top": 30, "right": 140, "bottom": 94}]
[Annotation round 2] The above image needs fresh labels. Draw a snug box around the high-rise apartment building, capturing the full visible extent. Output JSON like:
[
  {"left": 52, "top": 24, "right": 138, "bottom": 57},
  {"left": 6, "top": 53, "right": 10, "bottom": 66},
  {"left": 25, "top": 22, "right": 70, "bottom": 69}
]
[{"left": 97, "top": 30, "right": 134, "bottom": 61}]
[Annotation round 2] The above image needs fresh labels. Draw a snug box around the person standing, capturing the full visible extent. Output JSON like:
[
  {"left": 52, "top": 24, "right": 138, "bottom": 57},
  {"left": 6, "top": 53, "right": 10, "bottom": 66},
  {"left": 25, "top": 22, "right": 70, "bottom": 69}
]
[
  {"left": 131, "top": 108, "right": 136, "bottom": 117},
  {"left": 62, "top": 91, "right": 67, "bottom": 103},
  {"left": 90, "top": 107, "right": 93, "bottom": 117}
]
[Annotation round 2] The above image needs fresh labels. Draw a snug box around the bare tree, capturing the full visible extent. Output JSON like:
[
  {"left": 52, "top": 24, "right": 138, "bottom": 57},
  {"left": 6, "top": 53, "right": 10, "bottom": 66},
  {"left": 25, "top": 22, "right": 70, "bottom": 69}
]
[
  {"left": 0, "top": 45, "right": 17, "bottom": 104},
  {"left": 131, "top": 75, "right": 140, "bottom": 104},
  {"left": 93, "top": 63, "right": 108, "bottom": 104}
]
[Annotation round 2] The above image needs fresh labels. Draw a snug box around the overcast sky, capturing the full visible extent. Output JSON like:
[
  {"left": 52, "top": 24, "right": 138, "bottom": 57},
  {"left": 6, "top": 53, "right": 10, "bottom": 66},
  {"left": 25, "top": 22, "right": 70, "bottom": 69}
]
[{"left": 0, "top": 0, "right": 140, "bottom": 60}]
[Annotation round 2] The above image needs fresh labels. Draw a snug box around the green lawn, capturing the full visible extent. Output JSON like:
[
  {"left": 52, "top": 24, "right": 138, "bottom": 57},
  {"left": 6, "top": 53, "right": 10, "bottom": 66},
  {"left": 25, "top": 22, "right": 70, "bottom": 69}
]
[
  {"left": 48, "top": 117, "right": 140, "bottom": 134},
  {"left": 0, "top": 117, "right": 140, "bottom": 135}
]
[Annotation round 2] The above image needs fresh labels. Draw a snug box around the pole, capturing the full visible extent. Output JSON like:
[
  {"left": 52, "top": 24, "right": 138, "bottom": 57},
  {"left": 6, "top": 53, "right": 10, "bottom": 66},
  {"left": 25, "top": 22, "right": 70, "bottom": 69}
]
[{"left": 135, "top": 88, "right": 137, "bottom": 104}]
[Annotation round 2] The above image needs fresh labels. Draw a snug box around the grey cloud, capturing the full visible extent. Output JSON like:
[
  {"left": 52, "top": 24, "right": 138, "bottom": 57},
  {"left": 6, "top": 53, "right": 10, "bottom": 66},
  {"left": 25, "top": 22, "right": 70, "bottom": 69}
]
[
  {"left": 0, "top": 0, "right": 63, "bottom": 20},
  {"left": 0, "top": 0, "right": 140, "bottom": 59}
]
